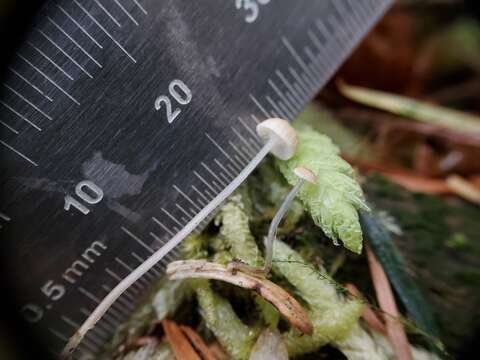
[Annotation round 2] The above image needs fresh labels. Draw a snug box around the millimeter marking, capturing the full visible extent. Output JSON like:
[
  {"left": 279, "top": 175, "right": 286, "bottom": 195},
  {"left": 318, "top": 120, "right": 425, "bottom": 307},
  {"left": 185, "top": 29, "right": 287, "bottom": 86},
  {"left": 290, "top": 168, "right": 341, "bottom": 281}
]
[
  {"left": 282, "top": 37, "right": 317, "bottom": 90},
  {"left": 36, "top": 29, "right": 93, "bottom": 79},
  {"left": 214, "top": 158, "right": 234, "bottom": 181},
  {"left": 276, "top": 69, "right": 303, "bottom": 105},
  {"left": 8, "top": 66, "right": 54, "bottom": 100},
  {"left": 115, "top": 257, "right": 134, "bottom": 272},
  {"left": 47, "top": 17, "right": 103, "bottom": 68},
  {"left": 161, "top": 208, "right": 185, "bottom": 228},
  {"left": 238, "top": 117, "right": 261, "bottom": 145},
  {"left": 132, "top": 0, "right": 148, "bottom": 15},
  {"left": 0, "top": 140, "right": 38, "bottom": 166},
  {"left": 0, "top": 120, "right": 19, "bottom": 134},
  {"left": 57, "top": 5, "right": 103, "bottom": 49},
  {"left": 121, "top": 226, "right": 154, "bottom": 253},
  {"left": 175, "top": 202, "right": 195, "bottom": 219},
  {"left": 152, "top": 217, "right": 175, "bottom": 236},
  {"left": 113, "top": 0, "right": 139, "bottom": 26},
  {"left": 268, "top": 79, "right": 298, "bottom": 115},
  {"left": 191, "top": 185, "right": 209, "bottom": 206},
  {"left": 2, "top": 84, "right": 52, "bottom": 120},
  {"left": 231, "top": 127, "right": 256, "bottom": 157},
  {"left": 201, "top": 162, "right": 228, "bottom": 188},
  {"left": 27, "top": 41, "right": 75, "bottom": 81},
  {"left": 194, "top": 171, "right": 218, "bottom": 196},
  {"left": 249, "top": 94, "right": 269, "bottom": 118},
  {"left": 17, "top": 54, "right": 80, "bottom": 105},
  {"left": 0, "top": 100, "right": 42, "bottom": 131},
  {"left": 74, "top": 0, "right": 137, "bottom": 63},
  {"left": 92, "top": 0, "right": 122, "bottom": 28},
  {"left": 205, "top": 133, "right": 243, "bottom": 172},
  {"left": 173, "top": 185, "right": 202, "bottom": 212}
]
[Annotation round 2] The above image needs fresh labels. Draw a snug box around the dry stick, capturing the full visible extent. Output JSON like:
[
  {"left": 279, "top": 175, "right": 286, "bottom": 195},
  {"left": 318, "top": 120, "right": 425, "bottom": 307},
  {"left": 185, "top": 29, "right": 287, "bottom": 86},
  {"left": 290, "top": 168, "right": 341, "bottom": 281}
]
[
  {"left": 180, "top": 325, "right": 216, "bottom": 360},
  {"left": 446, "top": 175, "right": 480, "bottom": 205},
  {"left": 345, "top": 283, "right": 387, "bottom": 335},
  {"left": 366, "top": 247, "right": 413, "bottom": 360},
  {"left": 162, "top": 320, "right": 201, "bottom": 360},
  {"left": 209, "top": 342, "right": 228, "bottom": 360},
  {"left": 167, "top": 260, "right": 313, "bottom": 335},
  {"left": 344, "top": 155, "right": 452, "bottom": 194},
  {"left": 336, "top": 107, "right": 480, "bottom": 147}
]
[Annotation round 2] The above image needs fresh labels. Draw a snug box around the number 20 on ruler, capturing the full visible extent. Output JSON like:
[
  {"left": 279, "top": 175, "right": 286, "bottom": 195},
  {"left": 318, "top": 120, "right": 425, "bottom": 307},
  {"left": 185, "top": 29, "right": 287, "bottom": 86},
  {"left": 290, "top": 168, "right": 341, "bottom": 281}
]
[{"left": 155, "top": 79, "right": 192, "bottom": 124}]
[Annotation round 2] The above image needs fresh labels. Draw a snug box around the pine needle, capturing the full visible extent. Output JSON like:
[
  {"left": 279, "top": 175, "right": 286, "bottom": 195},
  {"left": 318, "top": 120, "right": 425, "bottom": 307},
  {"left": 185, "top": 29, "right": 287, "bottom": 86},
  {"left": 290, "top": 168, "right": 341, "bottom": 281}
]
[
  {"left": 338, "top": 81, "right": 480, "bottom": 134},
  {"left": 366, "top": 247, "right": 413, "bottom": 360}
]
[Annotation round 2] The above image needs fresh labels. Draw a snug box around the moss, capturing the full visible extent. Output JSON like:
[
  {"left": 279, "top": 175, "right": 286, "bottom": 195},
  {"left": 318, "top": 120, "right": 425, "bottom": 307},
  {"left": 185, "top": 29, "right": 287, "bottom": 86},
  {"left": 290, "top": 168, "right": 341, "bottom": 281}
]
[
  {"left": 444, "top": 232, "right": 469, "bottom": 250},
  {"left": 276, "top": 127, "right": 368, "bottom": 254},
  {"left": 192, "top": 279, "right": 258, "bottom": 360},
  {"left": 272, "top": 240, "right": 363, "bottom": 356},
  {"left": 214, "top": 193, "right": 262, "bottom": 267}
]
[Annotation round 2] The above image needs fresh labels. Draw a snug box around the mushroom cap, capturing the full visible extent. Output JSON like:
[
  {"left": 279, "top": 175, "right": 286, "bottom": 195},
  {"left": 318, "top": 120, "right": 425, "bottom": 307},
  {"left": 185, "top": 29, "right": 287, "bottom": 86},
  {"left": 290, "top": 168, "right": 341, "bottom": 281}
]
[
  {"left": 256, "top": 118, "right": 298, "bottom": 160},
  {"left": 294, "top": 166, "right": 317, "bottom": 184}
]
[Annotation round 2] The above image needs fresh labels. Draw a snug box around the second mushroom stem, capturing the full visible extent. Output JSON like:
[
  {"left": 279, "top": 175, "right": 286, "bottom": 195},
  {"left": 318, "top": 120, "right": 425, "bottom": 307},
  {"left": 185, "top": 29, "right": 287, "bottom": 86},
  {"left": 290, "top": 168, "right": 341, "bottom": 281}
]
[{"left": 263, "top": 178, "right": 305, "bottom": 273}]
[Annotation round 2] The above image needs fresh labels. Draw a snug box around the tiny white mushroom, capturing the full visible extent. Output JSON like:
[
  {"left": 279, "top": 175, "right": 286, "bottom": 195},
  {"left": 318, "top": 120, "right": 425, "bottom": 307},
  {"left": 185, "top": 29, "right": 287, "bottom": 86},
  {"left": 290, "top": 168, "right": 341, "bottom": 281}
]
[
  {"left": 294, "top": 166, "right": 317, "bottom": 184},
  {"left": 233, "top": 120, "right": 319, "bottom": 275},
  {"left": 256, "top": 118, "right": 298, "bottom": 160}
]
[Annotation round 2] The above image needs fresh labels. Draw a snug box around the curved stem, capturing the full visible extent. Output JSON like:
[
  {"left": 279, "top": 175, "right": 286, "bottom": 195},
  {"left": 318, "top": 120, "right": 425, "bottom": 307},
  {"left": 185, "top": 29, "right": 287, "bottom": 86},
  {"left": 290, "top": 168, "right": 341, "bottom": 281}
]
[{"left": 263, "top": 179, "right": 304, "bottom": 273}]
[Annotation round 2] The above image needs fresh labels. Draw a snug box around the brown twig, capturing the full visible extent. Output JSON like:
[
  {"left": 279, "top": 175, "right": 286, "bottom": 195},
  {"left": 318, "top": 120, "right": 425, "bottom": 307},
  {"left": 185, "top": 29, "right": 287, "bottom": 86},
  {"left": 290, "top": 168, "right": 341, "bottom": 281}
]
[
  {"left": 366, "top": 247, "right": 413, "bottom": 360},
  {"left": 336, "top": 107, "right": 480, "bottom": 148},
  {"left": 345, "top": 155, "right": 452, "bottom": 194},
  {"left": 345, "top": 283, "right": 387, "bottom": 335},
  {"left": 167, "top": 260, "right": 313, "bottom": 335},
  {"left": 381, "top": 173, "right": 451, "bottom": 194},
  {"left": 180, "top": 325, "right": 216, "bottom": 360},
  {"left": 162, "top": 320, "right": 201, "bottom": 360},
  {"left": 446, "top": 175, "right": 480, "bottom": 205},
  {"left": 208, "top": 342, "right": 228, "bottom": 360}
]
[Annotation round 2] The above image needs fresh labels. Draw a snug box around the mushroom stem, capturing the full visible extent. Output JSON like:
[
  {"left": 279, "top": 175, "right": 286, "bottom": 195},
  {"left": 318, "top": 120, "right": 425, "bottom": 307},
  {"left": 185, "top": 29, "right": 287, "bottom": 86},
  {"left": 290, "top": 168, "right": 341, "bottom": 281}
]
[
  {"left": 230, "top": 166, "right": 316, "bottom": 275},
  {"left": 264, "top": 178, "right": 304, "bottom": 272}
]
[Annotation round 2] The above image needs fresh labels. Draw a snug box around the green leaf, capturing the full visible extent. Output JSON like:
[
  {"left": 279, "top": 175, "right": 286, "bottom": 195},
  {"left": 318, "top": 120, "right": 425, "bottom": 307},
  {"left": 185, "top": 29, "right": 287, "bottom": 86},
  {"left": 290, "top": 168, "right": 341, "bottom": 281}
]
[
  {"left": 276, "top": 127, "right": 369, "bottom": 253},
  {"left": 360, "top": 211, "right": 439, "bottom": 338}
]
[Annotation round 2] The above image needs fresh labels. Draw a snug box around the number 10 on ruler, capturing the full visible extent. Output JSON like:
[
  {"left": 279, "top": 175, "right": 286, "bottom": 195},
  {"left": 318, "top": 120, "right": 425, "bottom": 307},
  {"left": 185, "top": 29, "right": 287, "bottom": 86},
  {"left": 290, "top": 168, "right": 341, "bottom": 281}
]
[{"left": 64, "top": 180, "right": 104, "bottom": 215}]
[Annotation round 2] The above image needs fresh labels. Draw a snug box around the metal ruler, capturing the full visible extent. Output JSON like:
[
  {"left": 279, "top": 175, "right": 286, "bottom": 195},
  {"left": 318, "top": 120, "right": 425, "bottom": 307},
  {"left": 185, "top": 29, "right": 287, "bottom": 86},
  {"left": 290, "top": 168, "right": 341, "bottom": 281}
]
[{"left": 0, "top": 0, "right": 392, "bottom": 358}]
